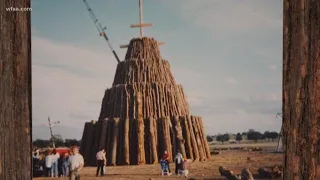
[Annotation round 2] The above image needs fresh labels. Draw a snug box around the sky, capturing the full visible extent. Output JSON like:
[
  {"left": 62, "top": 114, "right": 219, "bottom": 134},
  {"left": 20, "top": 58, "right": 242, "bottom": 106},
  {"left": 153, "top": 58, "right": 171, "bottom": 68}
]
[{"left": 31, "top": 0, "right": 283, "bottom": 140}]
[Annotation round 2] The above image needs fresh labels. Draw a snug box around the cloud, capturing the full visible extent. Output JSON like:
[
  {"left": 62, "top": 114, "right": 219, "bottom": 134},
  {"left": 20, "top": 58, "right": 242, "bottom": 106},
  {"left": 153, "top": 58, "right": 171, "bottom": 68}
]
[
  {"left": 268, "top": 64, "right": 277, "bottom": 70},
  {"left": 32, "top": 36, "right": 117, "bottom": 139},
  {"left": 173, "top": 0, "right": 282, "bottom": 33},
  {"left": 225, "top": 77, "right": 237, "bottom": 85}
]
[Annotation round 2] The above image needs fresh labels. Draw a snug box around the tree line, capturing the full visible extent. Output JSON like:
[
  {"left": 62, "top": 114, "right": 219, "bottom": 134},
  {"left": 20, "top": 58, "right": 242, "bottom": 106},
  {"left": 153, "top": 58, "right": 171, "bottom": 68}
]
[
  {"left": 206, "top": 129, "right": 280, "bottom": 144},
  {"left": 32, "top": 135, "right": 80, "bottom": 148}
]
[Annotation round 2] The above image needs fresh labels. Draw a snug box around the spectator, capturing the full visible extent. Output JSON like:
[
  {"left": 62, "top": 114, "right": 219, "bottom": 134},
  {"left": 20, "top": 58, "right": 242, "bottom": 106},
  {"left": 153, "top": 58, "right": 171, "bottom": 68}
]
[
  {"left": 51, "top": 149, "right": 60, "bottom": 177},
  {"left": 68, "top": 146, "right": 84, "bottom": 180},
  {"left": 96, "top": 148, "right": 106, "bottom": 177},
  {"left": 174, "top": 150, "right": 184, "bottom": 175},
  {"left": 45, "top": 152, "right": 53, "bottom": 177},
  {"left": 162, "top": 151, "right": 171, "bottom": 174}
]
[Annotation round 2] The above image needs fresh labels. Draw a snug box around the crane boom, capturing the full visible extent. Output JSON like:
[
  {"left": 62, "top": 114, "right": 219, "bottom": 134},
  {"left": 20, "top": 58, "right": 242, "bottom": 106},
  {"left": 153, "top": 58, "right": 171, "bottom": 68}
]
[{"left": 82, "top": 0, "right": 120, "bottom": 63}]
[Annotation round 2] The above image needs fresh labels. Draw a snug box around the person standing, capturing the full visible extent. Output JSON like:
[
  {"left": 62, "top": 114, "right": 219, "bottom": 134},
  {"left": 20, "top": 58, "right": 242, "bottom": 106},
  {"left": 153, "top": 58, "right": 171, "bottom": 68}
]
[
  {"left": 60, "top": 153, "right": 69, "bottom": 177},
  {"left": 51, "top": 149, "right": 60, "bottom": 177},
  {"left": 174, "top": 150, "right": 184, "bottom": 175},
  {"left": 96, "top": 148, "right": 105, "bottom": 177},
  {"left": 102, "top": 150, "right": 107, "bottom": 175},
  {"left": 45, "top": 151, "right": 53, "bottom": 177},
  {"left": 162, "top": 151, "right": 171, "bottom": 174},
  {"left": 68, "top": 146, "right": 84, "bottom": 180}
]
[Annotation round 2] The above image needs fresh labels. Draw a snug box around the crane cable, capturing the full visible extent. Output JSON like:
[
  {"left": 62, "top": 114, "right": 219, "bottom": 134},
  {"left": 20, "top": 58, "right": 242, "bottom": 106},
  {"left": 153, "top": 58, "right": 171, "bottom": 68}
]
[{"left": 82, "top": 0, "right": 121, "bottom": 63}]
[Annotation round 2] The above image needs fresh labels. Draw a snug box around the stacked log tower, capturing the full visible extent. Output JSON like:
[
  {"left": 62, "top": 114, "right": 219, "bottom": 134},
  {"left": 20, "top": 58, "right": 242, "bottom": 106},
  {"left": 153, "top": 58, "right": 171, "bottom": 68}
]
[{"left": 80, "top": 0, "right": 210, "bottom": 166}]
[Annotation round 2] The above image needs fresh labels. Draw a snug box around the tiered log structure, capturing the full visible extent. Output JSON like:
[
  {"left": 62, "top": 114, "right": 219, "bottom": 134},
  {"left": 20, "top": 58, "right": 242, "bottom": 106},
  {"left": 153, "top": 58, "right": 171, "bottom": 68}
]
[{"left": 80, "top": 37, "right": 210, "bottom": 166}]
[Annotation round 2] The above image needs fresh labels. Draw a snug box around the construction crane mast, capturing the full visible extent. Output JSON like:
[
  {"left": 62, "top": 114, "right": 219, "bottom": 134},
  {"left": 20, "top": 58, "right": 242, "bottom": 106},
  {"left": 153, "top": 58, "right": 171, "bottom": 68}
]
[{"left": 82, "top": 0, "right": 121, "bottom": 63}]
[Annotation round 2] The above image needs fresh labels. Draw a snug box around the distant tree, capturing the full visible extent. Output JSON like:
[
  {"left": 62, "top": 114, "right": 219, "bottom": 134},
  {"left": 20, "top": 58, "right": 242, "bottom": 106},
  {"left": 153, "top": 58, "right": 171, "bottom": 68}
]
[
  {"left": 247, "top": 130, "right": 262, "bottom": 143},
  {"left": 206, "top": 135, "right": 213, "bottom": 142},
  {"left": 50, "top": 134, "right": 64, "bottom": 147},
  {"left": 33, "top": 139, "right": 51, "bottom": 148},
  {"left": 64, "top": 139, "right": 80, "bottom": 147},
  {"left": 262, "top": 131, "right": 270, "bottom": 139},
  {"left": 236, "top": 133, "right": 242, "bottom": 142},
  {"left": 268, "top": 131, "right": 279, "bottom": 141},
  {"left": 216, "top": 133, "right": 230, "bottom": 144}
]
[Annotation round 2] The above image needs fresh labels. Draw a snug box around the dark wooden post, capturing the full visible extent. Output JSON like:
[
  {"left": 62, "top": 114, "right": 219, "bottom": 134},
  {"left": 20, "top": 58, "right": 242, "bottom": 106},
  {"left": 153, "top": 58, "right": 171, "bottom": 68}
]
[
  {"left": 283, "top": 0, "right": 320, "bottom": 179},
  {"left": 0, "top": 0, "right": 32, "bottom": 179}
]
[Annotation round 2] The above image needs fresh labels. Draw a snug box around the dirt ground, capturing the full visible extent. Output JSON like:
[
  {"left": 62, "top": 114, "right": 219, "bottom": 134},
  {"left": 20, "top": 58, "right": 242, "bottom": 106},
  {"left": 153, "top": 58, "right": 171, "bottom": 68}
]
[{"left": 34, "top": 150, "right": 285, "bottom": 180}]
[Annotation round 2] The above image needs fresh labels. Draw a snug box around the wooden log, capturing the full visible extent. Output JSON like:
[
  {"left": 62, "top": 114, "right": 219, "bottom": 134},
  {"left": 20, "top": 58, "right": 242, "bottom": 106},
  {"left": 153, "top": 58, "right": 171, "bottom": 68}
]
[
  {"left": 283, "top": 0, "right": 320, "bottom": 179},
  {"left": 172, "top": 116, "right": 187, "bottom": 158},
  {"left": 123, "top": 118, "right": 130, "bottom": 165},
  {"left": 198, "top": 117, "right": 211, "bottom": 159},
  {"left": 187, "top": 116, "right": 199, "bottom": 161},
  {"left": 192, "top": 116, "right": 205, "bottom": 161},
  {"left": 257, "top": 166, "right": 282, "bottom": 179},
  {"left": 219, "top": 166, "right": 241, "bottom": 180},
  {"left": 158, "top": 117, "right": 172, "bottom": 162},
  {"left": 99, "top": 119, "right": 108, "bottom": 152},
  {"left": 130, "top": 119, "right": 138, "bottom": 165},
  {"left": 149, "top": 117, "right": 158, "bottom": 163},
  {"left": 169, "top": 117, "right": 177, "bottom": 159},
  {"left": 144, "top": 118, "right": 151, "bottom": 164},
  {"left": 116, "top": 118, "right": 124, "bottom": 165},
  {"left": 0, "top": 0, "right": 32, "bottom": 178},
  {"left": 110, "top": 118, "right": 120, "bottom": 166},
  {"left": 136, "top": 92, "right": 146, "bottom": 165},
  {"left": 105, "top": 119, "right": 113, "bottom": 166},
  {"left": 84, "top": 122, "right": 95, "bottom": 166},
  {"left": 240, "top": 168, "right": 254, "bottom": 180},
  {"left": 92, "top": 121, "right": 103, "bottom": 161},
  {"left": 80, "top": 122, "right": 90, "bottom": 158},
  {"left": 195, "top": 117, "right": 208, "bottom": 160},
  {"left": 180, "top": 116, "right": 193, "bottom": 159}
]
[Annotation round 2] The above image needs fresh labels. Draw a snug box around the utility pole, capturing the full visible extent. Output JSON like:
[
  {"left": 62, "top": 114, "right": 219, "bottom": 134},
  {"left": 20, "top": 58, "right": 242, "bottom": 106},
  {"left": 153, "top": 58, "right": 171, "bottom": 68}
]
[{"left": 45, "top": 117, "right": 60, "bottom": 148}]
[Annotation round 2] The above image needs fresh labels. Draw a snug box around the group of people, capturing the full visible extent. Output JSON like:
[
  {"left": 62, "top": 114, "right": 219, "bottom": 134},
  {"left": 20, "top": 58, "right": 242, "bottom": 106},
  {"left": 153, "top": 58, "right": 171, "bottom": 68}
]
[
  {"left": 33, "top": 146, "right": 84, "bottom": 180},
  {"left": 160, "top": 150, "right": 189, "bottom": 177},
  {"left": 94, "top": 148, "right": 189, "bottom": 177}
]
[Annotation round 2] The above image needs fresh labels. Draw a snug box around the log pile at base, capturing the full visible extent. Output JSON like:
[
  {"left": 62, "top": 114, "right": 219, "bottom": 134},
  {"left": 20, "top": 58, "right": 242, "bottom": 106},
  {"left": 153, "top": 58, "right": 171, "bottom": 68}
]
[{"left": 80, "top": 37, "right": 210, "bottom": 166}]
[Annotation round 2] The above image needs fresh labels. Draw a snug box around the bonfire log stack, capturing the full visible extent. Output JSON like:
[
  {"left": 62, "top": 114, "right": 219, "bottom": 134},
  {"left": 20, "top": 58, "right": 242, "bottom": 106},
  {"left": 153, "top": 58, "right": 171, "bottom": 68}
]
[{"left": 80, "top": 37, "right": 210, "bottom": 166}]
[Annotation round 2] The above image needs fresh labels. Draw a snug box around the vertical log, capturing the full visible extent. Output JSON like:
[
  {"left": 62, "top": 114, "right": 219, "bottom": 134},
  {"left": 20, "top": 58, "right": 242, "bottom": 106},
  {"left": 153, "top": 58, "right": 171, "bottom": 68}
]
[
  {"left": 283, "top": 0, "right": 320, "bottom": 179},
  {"left": 187, "top": 116, "right": 199, "bottom": 161},
  {"left": 149, "top": 117, "right": 158, "bottom": 163},
  {"left": 84, "top": 122, "right": 95, "bottom": 166},
  {"left": 198, "top": 117, "right": 211, "bottom": 159},
  {"left": 80, "top": 123, "right": 89, "bottom": 158},
  {"left": 110, "top": 118, "right": 120, "bottom": 166},
  {"left": 0, "top": 0, "right": 31, "bottom": 179},
  {"left": 99, "top": 119, "right": 108, "bottom": 153},
  {"left": 116, "top": 118, "right": 124, "bottom": 165},
  {"left": 123, "top": 118, "right": 130, "bottom": 165},
  {"left": 93, "top": 121, "right": 103, "bottom": 160},
  {"left": 130, "top": 119, "right": 138, "bottom": 165},
  {"left": 192, "top": 116, "right": 205, "bottom": 161},
  {"left": 158, "top": 117, "right": 172, "bottom": 162},
  {"left": 180, "top": 116, "right": 193, "bottom": 159},
  {"left": 136, "top": 92, "right": 146, "bottom": 164},
  {"left": 144, "top": 118, "right": 151, "bottom": 164},
  {"left": 172, "top": 116, "right": 187, "bottom": 158}
]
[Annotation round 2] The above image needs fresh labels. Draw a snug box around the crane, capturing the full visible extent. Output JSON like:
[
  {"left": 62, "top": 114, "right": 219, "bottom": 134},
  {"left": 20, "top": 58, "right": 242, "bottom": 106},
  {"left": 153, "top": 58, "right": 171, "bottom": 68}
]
[{"left": 82, "top": 0, "right": 121, "bottom": 63}]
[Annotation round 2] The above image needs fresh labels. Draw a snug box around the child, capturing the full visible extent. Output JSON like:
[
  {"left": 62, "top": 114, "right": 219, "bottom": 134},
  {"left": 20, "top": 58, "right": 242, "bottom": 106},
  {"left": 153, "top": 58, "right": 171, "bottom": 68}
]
[{"left": 178, "top": 159, "right": 189, "bottom": 178}]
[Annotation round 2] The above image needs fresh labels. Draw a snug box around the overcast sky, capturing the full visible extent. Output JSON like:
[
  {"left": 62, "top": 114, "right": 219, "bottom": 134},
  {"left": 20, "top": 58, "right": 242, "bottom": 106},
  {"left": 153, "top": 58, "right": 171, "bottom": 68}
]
[{"left": 31, "top": 0, "right": 283, "bottom": 140}]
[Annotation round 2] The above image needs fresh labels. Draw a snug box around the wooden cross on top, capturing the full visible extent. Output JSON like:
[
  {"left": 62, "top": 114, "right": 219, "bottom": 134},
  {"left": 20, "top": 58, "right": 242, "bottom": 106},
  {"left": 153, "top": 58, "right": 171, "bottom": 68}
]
[{"left": 120, "top": 0, "right": 164, "bottom": 48}]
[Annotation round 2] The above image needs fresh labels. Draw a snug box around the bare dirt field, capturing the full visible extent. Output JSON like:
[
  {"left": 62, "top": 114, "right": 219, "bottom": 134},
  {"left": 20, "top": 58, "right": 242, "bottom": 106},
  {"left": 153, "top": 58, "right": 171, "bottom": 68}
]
[
  {"left": 33, "top": 143, "right": 320, "bottom": 179},
  {"left": 34, "top": 151, "right": 283, "bottom": 179}
]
